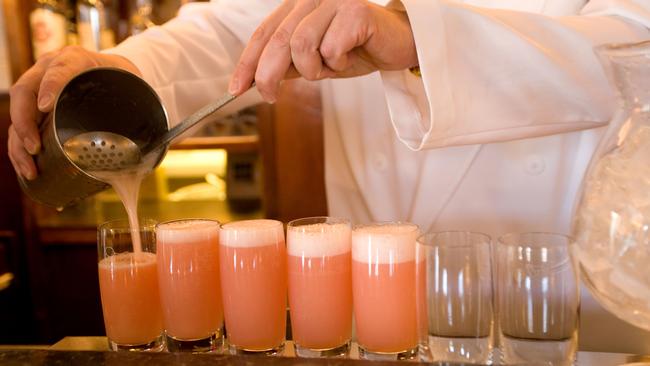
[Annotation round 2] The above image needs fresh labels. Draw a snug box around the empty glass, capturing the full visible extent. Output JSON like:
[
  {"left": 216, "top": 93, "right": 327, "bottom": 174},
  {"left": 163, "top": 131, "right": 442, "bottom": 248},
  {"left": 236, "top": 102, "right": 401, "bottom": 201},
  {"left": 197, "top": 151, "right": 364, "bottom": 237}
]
[
  {"left": 419, "top": 231, "right": 494, "bottom": 364},
  {"left": 496, "top": 232, "right": 579, "bottom": 366}
]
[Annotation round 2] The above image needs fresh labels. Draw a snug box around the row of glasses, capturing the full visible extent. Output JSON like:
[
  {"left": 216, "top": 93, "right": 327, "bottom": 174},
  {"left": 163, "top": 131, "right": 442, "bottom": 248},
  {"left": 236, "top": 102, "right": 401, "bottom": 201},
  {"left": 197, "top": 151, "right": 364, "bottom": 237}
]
[
  {"left": 422, "top": 232, "right": 579, "bottom": 366},
  {"left": 97, "top": 218, "right": 579, "bottom": 365}
]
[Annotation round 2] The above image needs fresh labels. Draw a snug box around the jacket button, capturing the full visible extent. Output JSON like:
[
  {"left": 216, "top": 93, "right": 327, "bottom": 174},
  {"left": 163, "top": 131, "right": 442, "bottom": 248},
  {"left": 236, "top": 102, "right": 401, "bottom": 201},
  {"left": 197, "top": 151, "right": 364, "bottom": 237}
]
[
  {"left": 374, "top": 153, "right": 388, "bottom": 171},
  {"left": 525, "top": 155, "right": 545, "bottom": 176}
]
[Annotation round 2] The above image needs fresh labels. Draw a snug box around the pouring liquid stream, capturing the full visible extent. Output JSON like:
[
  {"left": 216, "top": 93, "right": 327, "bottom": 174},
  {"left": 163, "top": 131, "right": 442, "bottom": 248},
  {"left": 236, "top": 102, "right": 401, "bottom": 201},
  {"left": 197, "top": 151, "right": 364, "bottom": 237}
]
[{"left": 90, "top": 152, "right": 160, "bottom": 253}]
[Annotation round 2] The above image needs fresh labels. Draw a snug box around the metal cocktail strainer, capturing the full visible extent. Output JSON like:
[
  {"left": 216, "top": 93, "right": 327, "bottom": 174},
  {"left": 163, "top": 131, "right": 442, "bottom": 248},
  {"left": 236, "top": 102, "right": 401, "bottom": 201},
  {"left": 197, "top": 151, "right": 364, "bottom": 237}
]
[
  {"left": 61, "top": 88, "right": 239, "bottom": 172},
  {"left": 19, "top": 68, "right": 169, "bottom": 208},
  {"left": 62, "top": 131, "right": 140, "bottom": 171}
]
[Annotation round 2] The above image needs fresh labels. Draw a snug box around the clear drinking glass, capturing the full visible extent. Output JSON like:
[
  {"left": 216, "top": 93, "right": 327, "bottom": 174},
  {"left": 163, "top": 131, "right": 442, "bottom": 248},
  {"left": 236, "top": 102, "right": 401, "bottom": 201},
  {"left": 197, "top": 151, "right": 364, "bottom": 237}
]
[
  {"left": 156, "top": 219, "right": 224, "bottom": 352},
  {"left": 496, "top": 232, "right": 579, "bottom": 366},
  {"left": 219, "top": 219, "right": 287, "bottom": 355},
  {"left": 97, "top": 219, "right": 164, "bottom": 352},
  {"left": 351, "top": 222, "right": 422, "bottom": 361},
  {"left": 419, "top": 231, "right": 494, "bottom": 364},
  {"left": 287, "top": 217, "right": 352, "bottom": 358}
]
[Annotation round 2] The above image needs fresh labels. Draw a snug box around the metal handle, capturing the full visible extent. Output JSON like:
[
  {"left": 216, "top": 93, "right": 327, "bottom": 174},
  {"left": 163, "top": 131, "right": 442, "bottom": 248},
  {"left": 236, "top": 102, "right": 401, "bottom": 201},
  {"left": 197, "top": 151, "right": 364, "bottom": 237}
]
[{"left": 141, "top": 83, "right": 255, "bottom": 155}]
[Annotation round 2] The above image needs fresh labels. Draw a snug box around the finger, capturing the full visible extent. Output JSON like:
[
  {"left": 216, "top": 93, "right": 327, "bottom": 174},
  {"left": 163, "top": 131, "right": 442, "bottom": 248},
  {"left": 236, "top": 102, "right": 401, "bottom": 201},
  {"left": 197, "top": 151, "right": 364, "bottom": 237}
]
[
  {"left": 8, "top": 125, "right": 37, "bottom": 180},
  {"left": 290, "top": 1, "right": 337, "bottom": 80},
  {"left": 255, "top": 1, "right": 318, "bottom": 102},
  {"left": 320, "top": 3, "right": 372, "bottom": 73},
  {"left": 38, "top": 46, "right": 99, "bottom": 112},
  {"left": 228, "top": 2, "right": 294, "bottom": 96},
  {"left": 9, "top": 55, "right": 53, "bottom": 156}
]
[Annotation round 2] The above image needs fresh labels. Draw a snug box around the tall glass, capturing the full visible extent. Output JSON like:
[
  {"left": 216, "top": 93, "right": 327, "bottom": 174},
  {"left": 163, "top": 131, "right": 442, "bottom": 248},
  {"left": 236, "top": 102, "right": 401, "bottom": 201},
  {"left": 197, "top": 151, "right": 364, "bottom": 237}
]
[
  {"left": 219, "top": 219, "right": 287, "bottom": 355},
  {"left": 156, "top": 219, "right": 223, "bottom": 352},
  {"left": 287, "top": 217, "right": 352, "bottom": 358},
  {"left": 496, "top": 232, "right": 579, "bottom": 366},
  {"left": 97, "top": 219, "right": 164, "bottom": 352},
  {"left": 352, "top": 222, "right": 421, "bottom": 360},
  {"left": 419, "top": 231, "right": 494, "bottom": 364}
]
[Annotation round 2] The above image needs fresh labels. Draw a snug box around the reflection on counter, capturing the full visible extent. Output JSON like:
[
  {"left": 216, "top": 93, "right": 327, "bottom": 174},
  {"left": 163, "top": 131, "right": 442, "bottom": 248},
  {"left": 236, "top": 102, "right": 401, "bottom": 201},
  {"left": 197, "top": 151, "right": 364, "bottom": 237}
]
[{"left": 33, "top": 148, "right": 263, "bottom": 230}]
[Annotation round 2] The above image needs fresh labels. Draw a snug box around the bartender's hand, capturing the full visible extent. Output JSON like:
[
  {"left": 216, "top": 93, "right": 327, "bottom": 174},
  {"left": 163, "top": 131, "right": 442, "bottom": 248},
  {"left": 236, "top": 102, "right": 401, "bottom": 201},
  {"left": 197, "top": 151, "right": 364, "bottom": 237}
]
[
  {"left": 8, "top": 46, "right": 141, "bottom": 180},
  {"left": 228, "top": 0, "right": 418, "bottom": 103}
]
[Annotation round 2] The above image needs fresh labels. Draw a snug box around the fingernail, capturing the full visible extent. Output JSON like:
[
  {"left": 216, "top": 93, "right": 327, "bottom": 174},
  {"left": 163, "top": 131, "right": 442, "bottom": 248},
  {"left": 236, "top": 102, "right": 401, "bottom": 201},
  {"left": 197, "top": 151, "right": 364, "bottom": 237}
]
[
  {"left": 38, "top": 93, "right": 54, "bottom": 110},
  {"left": 228, "top": 76, "right": 240, "bottom": 95},
  {"left": 21, "top": 165, "right": 36, "bottom": 181},
  {"left": 24, "top": 137, "right": 40, "bottom": 155}
]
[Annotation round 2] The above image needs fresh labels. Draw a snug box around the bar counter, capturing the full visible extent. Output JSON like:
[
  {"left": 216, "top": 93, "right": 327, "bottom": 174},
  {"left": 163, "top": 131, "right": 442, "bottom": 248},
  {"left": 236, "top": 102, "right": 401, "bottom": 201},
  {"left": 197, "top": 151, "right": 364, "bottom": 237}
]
[{"left": 1, "top": 338, "right": 648, "bottom": 365}]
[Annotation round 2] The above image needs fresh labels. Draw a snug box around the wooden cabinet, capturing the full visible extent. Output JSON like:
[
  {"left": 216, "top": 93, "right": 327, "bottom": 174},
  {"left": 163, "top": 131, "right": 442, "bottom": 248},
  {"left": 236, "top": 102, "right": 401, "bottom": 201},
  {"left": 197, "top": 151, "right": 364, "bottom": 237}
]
[{"left": 0, "top": 0, "right": 38, "bottom": 344}]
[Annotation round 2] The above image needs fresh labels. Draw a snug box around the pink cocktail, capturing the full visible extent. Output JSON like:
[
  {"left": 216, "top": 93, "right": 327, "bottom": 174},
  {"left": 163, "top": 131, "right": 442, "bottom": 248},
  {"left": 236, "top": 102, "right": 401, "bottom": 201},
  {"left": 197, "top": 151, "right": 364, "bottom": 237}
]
[
  {"left": 97, "top": 220, "right": 164, "bottom": 352},
  {"left": 352, "top": 222, "right": 421, "bottom": 360},
  {"left": 287, "top": 217, "right": 352, "bottom": 358},
  {"left": 220, "top": 219, "right": 287, "bottom": 355},
  {"left": 156, "top": 219, "right": 223, "bottom": 352}
]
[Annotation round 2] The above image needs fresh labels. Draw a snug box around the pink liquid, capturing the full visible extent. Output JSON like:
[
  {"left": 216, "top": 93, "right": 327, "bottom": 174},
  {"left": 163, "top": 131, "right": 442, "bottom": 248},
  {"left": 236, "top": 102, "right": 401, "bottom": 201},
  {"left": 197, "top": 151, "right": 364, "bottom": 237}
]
[
  {"left": 157, "top": 220, "right": 223, "bottom": 340},
  {"left": 352, "top": 259, "right": 419, "bottom": 353},
  {"left": 98, "top": 252, "right": 163, "bottom": 345},
  {"left": 288, "top": 252, "right": 352, "bottom": 349},
  {"left": 220, "top": 242, "right": 287, "bottom": 350},
  {"left": 93, "top": 169, "right": 149, "bottom": 254}
]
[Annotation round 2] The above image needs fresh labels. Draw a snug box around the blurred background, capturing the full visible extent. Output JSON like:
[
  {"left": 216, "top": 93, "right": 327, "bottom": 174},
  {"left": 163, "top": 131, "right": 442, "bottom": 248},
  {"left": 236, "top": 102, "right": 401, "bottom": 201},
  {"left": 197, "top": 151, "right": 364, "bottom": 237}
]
[{"left": 0, "top": 0, "right": 326, "bottom": 345}]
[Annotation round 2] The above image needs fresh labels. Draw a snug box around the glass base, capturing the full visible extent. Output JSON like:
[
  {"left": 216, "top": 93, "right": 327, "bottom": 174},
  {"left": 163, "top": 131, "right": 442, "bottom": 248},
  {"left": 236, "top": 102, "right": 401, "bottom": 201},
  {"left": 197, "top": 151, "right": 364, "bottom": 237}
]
[
  {"left": 294, "top": 341, "right": 350, "bottom": 358},
  {"left": 419, "top": 341, "right": 433, "bottom": 362},
  {"left": 166, "top": 330, "right": 224, "bottom": 353},
  {"left": 499, "top": 334, "right": 577, "bottom": 366},
  {"left": 108, "top": 334, "right": 165, "bottom": 352},
  {"left": 429, "top": 335, "right": 493, "bottom": 364},
  {"left": 358, "top": 345, "right": 419, "bottom": 361},
  {"left": 228, "top": 342, "right": 285, "bottom": 356}
]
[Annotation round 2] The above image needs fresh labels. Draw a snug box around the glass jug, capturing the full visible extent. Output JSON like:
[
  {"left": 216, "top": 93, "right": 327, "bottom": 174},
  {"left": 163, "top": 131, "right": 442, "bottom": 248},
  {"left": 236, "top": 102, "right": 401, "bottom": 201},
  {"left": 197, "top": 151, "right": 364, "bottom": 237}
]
[{"left": 572, "top": 40, "right": 650, "bottom": 331}]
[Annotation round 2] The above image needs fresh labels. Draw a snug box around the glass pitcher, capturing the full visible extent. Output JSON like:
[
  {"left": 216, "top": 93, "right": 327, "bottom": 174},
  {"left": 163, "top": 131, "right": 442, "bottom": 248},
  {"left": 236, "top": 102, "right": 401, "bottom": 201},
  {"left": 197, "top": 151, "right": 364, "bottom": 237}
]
[{"left": 572, "top": 40, "right": 650, "bottom": 331}]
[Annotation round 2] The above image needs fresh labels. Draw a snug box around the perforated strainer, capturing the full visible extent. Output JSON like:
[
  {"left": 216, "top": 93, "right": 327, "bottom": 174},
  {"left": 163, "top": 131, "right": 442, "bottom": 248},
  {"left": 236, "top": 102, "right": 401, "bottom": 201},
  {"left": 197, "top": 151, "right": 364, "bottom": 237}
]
[
  {"left": 62, "top": 131, "right": 141, "bottom": 171},
  {"left": 62, "top": 86, "right": 244, "bottom": 172}
]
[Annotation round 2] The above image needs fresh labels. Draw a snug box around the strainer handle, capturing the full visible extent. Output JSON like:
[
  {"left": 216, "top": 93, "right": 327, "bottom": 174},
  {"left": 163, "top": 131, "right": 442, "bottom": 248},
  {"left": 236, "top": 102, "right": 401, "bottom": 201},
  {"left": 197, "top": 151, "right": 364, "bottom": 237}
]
[{"left": 141, "top": 83, "right": 255, "bottom": 155}]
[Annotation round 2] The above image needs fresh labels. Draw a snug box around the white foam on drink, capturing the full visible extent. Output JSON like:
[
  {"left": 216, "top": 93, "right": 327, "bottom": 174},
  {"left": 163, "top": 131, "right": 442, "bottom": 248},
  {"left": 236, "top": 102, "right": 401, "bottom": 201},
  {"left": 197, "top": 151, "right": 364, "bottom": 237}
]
[
  {"left": 157, "top": 219, "right": 220, "bottom": 244},
  {"left": 352, "top": 223, "right": 420, "bottom": 264},
  {"left": 220, "top": 219, "right": 284, "bottom": 248},
  {"left": 287, "top": 223, "right": 351, "bottom": 257},
  {"left": 98, "top": 251, "right": 157, "bottom": 269}
]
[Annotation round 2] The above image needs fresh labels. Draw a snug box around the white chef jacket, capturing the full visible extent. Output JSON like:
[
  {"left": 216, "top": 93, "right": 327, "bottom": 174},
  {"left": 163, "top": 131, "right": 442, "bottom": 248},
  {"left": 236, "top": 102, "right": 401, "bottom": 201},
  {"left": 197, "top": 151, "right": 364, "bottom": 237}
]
[{"left": 107, "top": 0, "right": 650, "bottom": 354}]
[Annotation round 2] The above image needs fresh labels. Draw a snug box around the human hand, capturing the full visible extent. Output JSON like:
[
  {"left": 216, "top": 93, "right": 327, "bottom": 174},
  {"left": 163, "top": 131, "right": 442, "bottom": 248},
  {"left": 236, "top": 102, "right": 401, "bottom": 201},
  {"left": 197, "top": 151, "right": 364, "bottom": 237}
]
[
  {"left": 8, "top": 46, "right": 141, "bottom": 180},
  {"left": 228, "top": 0, "right": 418, "bottom": 102}
]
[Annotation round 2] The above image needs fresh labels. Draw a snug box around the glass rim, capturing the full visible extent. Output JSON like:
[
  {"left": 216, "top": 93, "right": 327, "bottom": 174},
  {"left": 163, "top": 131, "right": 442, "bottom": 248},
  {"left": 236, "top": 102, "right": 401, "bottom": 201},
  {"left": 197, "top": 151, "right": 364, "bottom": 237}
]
[
  {"left": 417, "top": 230, "right": 491, "bottom": 247},
  {"left": 220, "top": 218, "right": 284, "bottom": 232},
  {"left": 497, "top": 231, "right": 574, "bottom": 248},
  {"left": 155, "top": 218, "right": 220, "bottom": 231},
  {"left": 352, "top": 221, "right": 419, "bottom": 232},
  {"left": 98, "top": 218, "right": 157, "bottom": 232},
  {"left": 287, "top": 216, "right": 351, "bottom": 229}
]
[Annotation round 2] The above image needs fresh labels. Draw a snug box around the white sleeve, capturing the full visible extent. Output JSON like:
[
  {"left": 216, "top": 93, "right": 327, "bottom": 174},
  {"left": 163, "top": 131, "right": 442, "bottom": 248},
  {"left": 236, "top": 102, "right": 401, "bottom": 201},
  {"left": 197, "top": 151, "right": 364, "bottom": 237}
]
[
  {"left": 104, "top": 0, "right": 280, "bottom": 125},
  {"left": 380, "top": 0, "right": 650, "bottom": 151}
]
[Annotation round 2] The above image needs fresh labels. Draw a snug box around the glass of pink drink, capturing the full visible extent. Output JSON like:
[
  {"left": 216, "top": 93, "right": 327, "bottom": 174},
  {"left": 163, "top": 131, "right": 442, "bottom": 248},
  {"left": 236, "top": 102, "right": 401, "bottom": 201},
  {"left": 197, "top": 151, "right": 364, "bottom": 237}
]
[
  {"left": 97, "top": 219, "right": 164, "bottom": 352},
  {"left": 219, "top": 219, "right": 287, "bottom": 355},
  {"left": 156, "top": 219, "right": 224, "bottom": 352},
  {"left": 287, "top": 217, "right": 352, "bottom": 358},
  {"left": 352, "top": 222, "right": 422, "bottom": 360}
]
